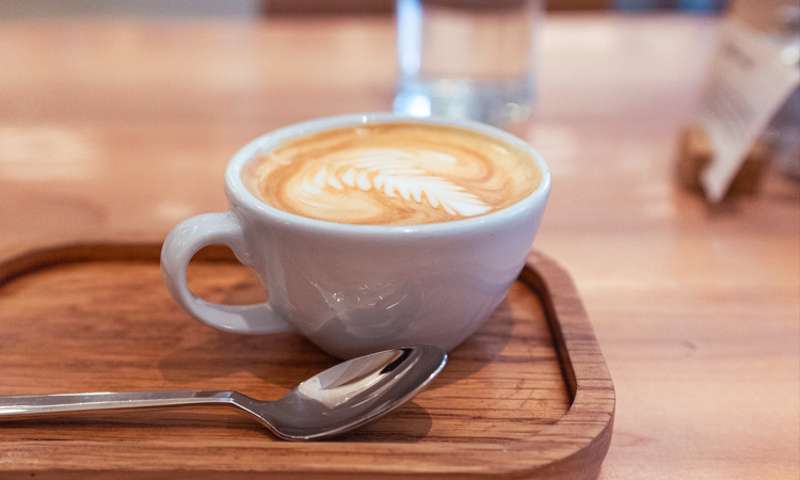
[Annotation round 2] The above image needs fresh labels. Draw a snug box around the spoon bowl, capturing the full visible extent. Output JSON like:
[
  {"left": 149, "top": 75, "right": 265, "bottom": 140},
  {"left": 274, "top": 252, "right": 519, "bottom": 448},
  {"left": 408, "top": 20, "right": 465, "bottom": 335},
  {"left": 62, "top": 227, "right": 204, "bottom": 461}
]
[{"left": 234, "top": 346, "right": 446, "bottom": 439}]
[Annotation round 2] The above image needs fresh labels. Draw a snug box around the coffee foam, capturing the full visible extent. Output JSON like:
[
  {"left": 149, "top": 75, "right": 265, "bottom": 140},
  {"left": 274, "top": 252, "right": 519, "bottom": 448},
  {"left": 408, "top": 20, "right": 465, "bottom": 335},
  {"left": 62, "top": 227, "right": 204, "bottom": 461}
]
[{"left": 243, "top": 123, "right": 540, "bottom": 226}]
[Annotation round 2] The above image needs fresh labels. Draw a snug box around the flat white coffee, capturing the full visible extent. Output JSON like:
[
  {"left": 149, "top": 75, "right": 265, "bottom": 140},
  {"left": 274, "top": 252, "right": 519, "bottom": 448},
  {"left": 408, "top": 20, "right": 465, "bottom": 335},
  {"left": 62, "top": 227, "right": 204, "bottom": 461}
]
[{"left": 243, "top": 123, "right": 540, "bottom": 225}]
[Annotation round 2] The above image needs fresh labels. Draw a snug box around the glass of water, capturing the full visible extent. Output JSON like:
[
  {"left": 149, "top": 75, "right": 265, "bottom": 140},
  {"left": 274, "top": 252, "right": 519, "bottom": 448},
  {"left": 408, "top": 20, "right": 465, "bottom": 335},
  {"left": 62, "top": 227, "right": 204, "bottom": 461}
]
[{"left": 394, "top": 0, "right": 542, "bottom": 127}]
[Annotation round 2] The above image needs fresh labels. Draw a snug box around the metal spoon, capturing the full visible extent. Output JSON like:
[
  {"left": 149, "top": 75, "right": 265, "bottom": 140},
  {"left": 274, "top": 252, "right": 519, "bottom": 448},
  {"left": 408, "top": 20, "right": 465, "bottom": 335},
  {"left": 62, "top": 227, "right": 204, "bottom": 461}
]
[{"left": 0, "top": 345, "right": 446, "bottom": 440}]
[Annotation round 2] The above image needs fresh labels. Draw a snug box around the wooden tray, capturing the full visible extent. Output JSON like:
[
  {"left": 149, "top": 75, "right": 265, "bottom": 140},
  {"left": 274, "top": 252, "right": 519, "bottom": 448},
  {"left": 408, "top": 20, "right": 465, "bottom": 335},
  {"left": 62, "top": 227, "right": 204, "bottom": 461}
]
[{"left": 0, "top": 243, "right": 614, "bottom": 480}]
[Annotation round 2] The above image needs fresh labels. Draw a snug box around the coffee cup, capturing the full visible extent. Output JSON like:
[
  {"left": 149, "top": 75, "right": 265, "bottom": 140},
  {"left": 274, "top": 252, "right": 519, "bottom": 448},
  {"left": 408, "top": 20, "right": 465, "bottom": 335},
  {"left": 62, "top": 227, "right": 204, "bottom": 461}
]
[{"left": 161, "top": 113, "right": 550, "bottom": 358}]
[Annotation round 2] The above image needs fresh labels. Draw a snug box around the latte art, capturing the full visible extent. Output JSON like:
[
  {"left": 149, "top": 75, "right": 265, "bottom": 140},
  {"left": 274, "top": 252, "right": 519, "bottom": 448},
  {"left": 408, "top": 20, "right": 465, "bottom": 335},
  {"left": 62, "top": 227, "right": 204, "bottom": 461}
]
[
  {"left": 244, "top": 123, "right": 540, "bottom": 225},
  {"left": 304, "top": 148, "right": 492, "bottom": 217}
]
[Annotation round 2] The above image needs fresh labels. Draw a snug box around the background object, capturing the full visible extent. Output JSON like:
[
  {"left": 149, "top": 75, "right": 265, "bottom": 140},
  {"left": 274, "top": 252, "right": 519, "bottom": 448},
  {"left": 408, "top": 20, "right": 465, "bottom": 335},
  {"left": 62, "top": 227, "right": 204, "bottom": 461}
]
[
  {"left": 689, "top": 8, "right": 799, "bottom": 201},
  {"left": 767, "top": 89, "right": 800, "bottom": 180},
  {"left": 394, "top": 0, "right": 543, "bottom": 126},
  {"left": 266, "top": 0, "right": 610, "bottom": 13},
  {"left": 746, "top": 0, "right": 800, "bottom": 181},
  {"left": 265, "top": 0, "right": 726, "bottom": 13},
  {"left": 0, "top": 0, "right": 265, "bottom": 17},
  {"left": 676, "top": 123, "right": 770, "bottom": 196},
  {"left": 0, "top": 0, "right": 730, "bottom": 17},
  {"left": 615, "top": 0, "right": 727, "bottom": 11},
  {"left": 729, "top": 0, "right": 800, "bottom": 33}
]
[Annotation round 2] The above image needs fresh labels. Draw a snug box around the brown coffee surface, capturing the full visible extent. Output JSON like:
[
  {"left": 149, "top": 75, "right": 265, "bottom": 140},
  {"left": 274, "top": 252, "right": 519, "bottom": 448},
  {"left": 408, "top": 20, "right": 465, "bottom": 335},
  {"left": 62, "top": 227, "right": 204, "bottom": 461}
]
[{"left": 243, "top": 123, "right": 540, "bottom": 225}]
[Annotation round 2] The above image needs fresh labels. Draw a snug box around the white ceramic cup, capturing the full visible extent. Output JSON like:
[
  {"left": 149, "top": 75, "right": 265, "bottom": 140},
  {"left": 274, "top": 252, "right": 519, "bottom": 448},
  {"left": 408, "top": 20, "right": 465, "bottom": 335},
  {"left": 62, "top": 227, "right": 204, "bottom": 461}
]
[{"left": 161, "top": 113, "right": 550, "bottom": 358}]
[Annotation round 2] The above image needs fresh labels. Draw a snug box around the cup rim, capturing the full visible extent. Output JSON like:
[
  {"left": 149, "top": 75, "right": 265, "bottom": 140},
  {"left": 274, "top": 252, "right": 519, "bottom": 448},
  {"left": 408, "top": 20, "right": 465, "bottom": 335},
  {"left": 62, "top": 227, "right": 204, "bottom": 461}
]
[{"left": 225, "top": 113, "right": 551, "bottom": 237}]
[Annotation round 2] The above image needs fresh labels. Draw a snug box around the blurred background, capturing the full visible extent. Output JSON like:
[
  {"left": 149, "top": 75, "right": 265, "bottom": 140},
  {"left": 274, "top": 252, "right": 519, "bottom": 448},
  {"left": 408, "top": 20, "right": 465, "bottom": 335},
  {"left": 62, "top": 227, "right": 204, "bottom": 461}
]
[
  {"left": 0, "top": 0, "right": 730, "bottom": 16},
  {"left": 0, "top": 1, "right": 798, "bottom": 478}
]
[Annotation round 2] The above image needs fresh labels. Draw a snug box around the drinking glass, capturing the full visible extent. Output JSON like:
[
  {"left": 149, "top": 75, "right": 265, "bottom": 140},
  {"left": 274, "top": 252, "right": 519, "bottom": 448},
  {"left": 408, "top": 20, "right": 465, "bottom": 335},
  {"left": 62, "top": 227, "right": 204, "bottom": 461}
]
[{"left": 394, "top": 0, "right": 542, "bottom": 127}]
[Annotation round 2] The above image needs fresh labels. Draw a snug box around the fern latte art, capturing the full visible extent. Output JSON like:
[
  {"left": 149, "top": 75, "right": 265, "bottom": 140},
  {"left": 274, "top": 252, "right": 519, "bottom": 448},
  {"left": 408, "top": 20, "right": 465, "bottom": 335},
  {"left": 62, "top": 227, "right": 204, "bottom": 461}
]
[{"left": 243, "top": 123, "right": 540, "bottom": 225}]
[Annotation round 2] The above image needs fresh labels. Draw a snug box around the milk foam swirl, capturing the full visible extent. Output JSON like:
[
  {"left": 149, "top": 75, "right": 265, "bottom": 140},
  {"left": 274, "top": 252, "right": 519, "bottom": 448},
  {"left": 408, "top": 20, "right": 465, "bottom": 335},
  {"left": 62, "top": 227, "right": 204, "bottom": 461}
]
[{"left": 243, "top": 124, "right": 539, "bottom": 226}]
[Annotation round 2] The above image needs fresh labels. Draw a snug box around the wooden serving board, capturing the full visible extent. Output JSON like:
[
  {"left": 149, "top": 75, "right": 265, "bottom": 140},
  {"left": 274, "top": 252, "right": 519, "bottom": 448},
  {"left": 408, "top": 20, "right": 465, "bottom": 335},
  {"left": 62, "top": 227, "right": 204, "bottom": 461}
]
[{"left": 0, "top": 243, "right": 614, "bottom": 480}]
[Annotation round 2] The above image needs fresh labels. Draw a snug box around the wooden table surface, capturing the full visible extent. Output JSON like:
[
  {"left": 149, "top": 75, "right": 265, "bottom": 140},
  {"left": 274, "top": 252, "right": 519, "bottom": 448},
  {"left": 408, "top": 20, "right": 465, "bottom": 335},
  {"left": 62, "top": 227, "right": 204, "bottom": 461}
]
[{"left": 1, "top": 13, "right": 798, "bottom": 479}]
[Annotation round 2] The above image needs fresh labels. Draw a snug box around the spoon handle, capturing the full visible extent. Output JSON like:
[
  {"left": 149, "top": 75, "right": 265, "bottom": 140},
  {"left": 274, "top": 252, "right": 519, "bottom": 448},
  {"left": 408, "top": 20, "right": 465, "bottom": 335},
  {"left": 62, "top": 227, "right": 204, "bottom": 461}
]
[{"left": 0, "top": 391, "right": 234, "bottom": 419}]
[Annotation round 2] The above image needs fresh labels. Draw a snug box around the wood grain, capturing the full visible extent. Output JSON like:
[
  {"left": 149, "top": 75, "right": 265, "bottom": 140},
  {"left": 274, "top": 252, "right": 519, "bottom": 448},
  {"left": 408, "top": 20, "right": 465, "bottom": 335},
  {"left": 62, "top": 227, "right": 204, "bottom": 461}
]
[
  {"left": 0, "top": 13, "right": 798, "bottom": 479},
  {"left": 0, "top": 244, "right": 612, "bottom": 479}
]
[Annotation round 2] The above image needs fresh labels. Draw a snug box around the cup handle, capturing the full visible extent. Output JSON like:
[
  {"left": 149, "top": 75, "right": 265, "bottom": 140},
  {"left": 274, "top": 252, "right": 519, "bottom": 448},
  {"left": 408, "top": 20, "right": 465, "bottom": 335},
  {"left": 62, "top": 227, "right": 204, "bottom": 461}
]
[{"left": 160, "top": 212, "right": 292, "bottom": 335}]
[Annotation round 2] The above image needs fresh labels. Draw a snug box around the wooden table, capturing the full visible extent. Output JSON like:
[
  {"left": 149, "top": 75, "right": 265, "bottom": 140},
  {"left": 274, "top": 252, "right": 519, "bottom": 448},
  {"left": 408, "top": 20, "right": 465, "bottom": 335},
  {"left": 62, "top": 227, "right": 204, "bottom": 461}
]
[{"left": 1, "top": 13, "right": 798, "bottom": 479}]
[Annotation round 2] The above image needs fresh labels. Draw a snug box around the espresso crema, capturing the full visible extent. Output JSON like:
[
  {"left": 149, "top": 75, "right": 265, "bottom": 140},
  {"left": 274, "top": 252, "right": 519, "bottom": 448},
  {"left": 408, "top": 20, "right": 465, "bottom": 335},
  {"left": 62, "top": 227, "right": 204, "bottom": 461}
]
[{"left": 243, "top": 123, "right": 540, "bottom": 226}]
